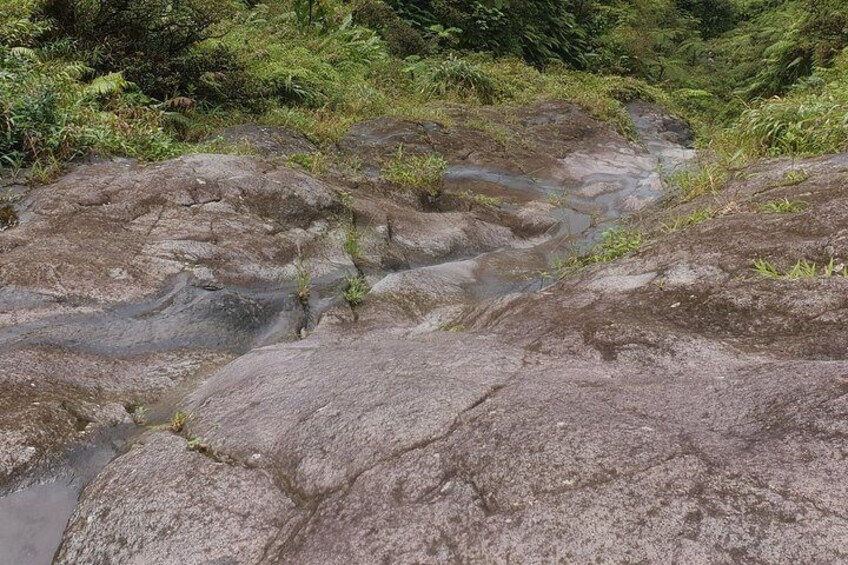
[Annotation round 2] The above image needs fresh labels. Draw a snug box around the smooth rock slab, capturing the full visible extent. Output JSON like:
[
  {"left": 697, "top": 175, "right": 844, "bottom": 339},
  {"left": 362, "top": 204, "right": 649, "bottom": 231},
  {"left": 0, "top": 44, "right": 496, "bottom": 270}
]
[{"left": 56, "top": 433, "right": 300, "bottom": 565}]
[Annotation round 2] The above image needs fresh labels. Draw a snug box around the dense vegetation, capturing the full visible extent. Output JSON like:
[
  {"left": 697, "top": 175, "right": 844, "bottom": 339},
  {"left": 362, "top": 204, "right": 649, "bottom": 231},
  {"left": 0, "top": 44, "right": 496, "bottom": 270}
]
[{"left": 1, "top": 0, "right": 846, "bottom": 179}]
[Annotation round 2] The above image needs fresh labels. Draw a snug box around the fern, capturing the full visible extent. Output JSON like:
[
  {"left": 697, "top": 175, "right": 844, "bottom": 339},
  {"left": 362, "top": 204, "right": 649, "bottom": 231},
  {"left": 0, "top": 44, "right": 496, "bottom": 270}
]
[
  {"left": 85, "top": 72, "right": 131, "bottom": 97},
  {"left": 9, "top": 46, "right": 37, "bottom": 60}
]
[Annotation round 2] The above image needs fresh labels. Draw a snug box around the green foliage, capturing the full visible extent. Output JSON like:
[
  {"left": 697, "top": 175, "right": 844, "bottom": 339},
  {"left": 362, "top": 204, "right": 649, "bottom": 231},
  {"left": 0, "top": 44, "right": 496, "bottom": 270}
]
[
  {"left": 43, "top": 0, "right": 236, "bottom": 99},
  {"left": 343, "top": 273, "right": 368, "bottom": 306},
  {"left": 4, "top": 0, "right": 845, "bottom": 180},
  {"left": 0, "top": 39, "right": 179, "bottom": 170},
  {"left": 735, "top": 52, "right": 848, "bottom": 156},
  {"left": 352, "top": 0, "right": 427, "bottom": 57},
  {"left": 598, "top": 0, "right": 702, "bottom": 83},
  {"left": 382, "top": 148, "right": 447, "bottom": 197},
  {"left": 558, "top": 227, "right": 645, "bottom": 276},
  {"left": 674, "top": 0, "right": 737, "bottom": 38},
  {"left": 752, "top": 258, "right": 847, "bottom": 279},
  {"left": 385, "top": 0, "right": 597, "bottom": 68},
  {"left": 406, "top": 54, "right": 497, "bottom": 103},
  {"left": 661, "top": 207, "right": 714, "bottom": 232},
  {"left": 759, "top": 198, "right": 805, "bottom": 214}
]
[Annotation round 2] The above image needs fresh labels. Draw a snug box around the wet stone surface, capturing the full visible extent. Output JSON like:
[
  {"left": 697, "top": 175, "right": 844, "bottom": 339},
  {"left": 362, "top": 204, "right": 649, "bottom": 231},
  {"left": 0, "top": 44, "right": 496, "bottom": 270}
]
[{"left": 4, "top": 100, "right": 847, "bottom": 564}]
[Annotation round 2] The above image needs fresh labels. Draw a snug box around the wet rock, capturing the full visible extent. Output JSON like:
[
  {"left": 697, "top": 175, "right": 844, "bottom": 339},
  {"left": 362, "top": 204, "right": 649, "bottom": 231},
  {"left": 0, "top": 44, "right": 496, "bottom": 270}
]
[
  {"left": 0, "top": 154, "right": 354, "bottom": 486},
  {"left": 55, "top": 433, "right": 300, "bottom": 565},
  {"left": 0, "top": 154, "right": 343, "bottom": 303},
  {"left": 0, "top": 347, "right": 233, "bottom": 485},
  {"left": 54, "top": 150, "right": 848, "bottom": 563},
  {"left": 11, "top": 100, "right": 846, "bottom": 563}
]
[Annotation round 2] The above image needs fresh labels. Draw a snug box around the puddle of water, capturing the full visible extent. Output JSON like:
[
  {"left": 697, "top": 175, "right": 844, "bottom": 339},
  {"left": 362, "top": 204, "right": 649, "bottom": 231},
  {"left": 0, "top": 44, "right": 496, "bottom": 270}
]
[
  {"left": 0, "top": 425, "right": 135, "bottom": 565},
  {"left": 0, "top": 482, "right": 78, "bottom": 565}
]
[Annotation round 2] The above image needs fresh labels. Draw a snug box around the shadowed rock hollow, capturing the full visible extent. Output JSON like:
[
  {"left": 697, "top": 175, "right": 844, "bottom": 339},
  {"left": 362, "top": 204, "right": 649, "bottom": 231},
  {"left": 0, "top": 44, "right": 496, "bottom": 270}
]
[{"left": 2, "top": 101, "right": 847, "bottom": 564}]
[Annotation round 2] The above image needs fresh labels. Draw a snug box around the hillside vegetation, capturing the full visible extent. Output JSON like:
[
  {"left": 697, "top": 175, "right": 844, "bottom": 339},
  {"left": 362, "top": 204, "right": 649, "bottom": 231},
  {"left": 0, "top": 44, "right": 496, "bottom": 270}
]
[{"left": 1, "top": 0, "right": 847, "bottom": 180}]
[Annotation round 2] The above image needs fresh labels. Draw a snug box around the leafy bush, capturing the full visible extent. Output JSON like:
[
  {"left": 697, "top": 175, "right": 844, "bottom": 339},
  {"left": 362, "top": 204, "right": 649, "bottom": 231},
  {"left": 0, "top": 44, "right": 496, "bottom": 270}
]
[
  {"left": 0, "top": 3, "right": 179, "bottom": 173},
  {"left": 42, "top": 0, "right": 236, "bottom": 98},
  {"left": 352, "top": 0, "right": 427, "bottom": 57},
  {"left": 385, "top": 0, "right": 597, "bottom": 68}
]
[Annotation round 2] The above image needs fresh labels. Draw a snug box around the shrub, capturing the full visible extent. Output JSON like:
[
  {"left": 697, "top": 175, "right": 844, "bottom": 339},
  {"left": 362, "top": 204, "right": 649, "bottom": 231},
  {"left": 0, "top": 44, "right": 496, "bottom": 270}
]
[
  {"left": 734, "top": 49, "right": 848, "bottom": 156},
  {"left": 42, "top": 0, "right": 236, "bottom": 99},
  {"left": 353, "top": 0, "right": 427, "bottom": 57},
  {"left": 384, "top": 0, "right": 596, "bottom": 68},
  {"left": 0, "top": 42, "right": 179, "bottom": 171},
  {"left": 737, "top": 94, "right": 848, "bottom": 156}
]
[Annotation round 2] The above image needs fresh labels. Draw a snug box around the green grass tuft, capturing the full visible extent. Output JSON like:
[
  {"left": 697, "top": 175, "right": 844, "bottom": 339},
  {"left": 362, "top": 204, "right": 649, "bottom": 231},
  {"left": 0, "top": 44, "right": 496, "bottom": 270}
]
[
  {"left": 759, "top": 198, "right": 805, "bottom": 214},
  {"left": 751, "top": 258, "right": 847, "bottom": 279},
  {"left": 343, "top": 273, "right": 369, "bottom": 307},
  {"left": 382, "top": 147, "right": 448, "bottom": 197}
]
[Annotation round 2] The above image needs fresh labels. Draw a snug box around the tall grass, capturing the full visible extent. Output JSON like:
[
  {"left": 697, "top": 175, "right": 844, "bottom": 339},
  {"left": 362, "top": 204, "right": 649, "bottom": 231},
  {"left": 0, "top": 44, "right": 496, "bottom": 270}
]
[{"left": 736, "top": 51, "right": 848, "bottom": 156}]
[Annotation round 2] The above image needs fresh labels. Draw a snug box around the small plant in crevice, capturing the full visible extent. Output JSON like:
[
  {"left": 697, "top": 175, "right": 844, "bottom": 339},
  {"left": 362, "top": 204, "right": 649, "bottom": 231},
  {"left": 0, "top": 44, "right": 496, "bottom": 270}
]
[
  {"left": 343, "top": 273, "right": 369, "bottom": 307},
  {"left": 127, "top": 404, "right": 147, "bottom": 425},
  {"left": 337, "top": 189, "right": 362, "bottom": 260},
  {"left": 546, "top": 192, "right": 568, "bottom": 207},
  {"left": 661, "top": 208, "right": 715, "bottom": 233},
  {"left": 751, "top": 258, "right": 781, "bottom": 279},
  {"left": 751, "top": 258, "right": 847, "bottom": 279},
  {"left": 295, "top": 257, "right": 312, "bottom": 305},
  {"left": 343, "top": 223, "right": 362, "bottom": 259},
  {"left": 464, "top": 118, "right": 515, "bottom": 147},
  {"left": 382, "top": 147, "right": 447, "bottom": 199},
  {"left": 670, "top": 163, "right": 728, "bottom": 202},
  {"left": 170, "top": 411, "right": 189, "bottom": 433},
  {"left": 0, "top": 204, "right": 19, "bottom": 231},
  {"left": 783, "top": 169, "right": 810, "bottom": 185},
  {"left": 288, "top": 151, "right": 330, "bottom": 175},
  {"left": 822, "top": 259, "right": 847, "bottom": 278},
  {"left": 455, "top": 189, "right": 502, "bottom": 208},
  {"left": 556, "top": 227, "right": 645, "bottom": 277},
  {"left": 585, "top": 228, "right": 645, "bottom": 264},
  {"left": 339, "top": 189, "right": 355, "bottom": 212},
  {"left": 785, "top": 259, "right": 818, "bottom": 279},
  {"left": 758, "top": 198, "right": 806, "bottom": 214},
  {"left": 187, "top": 436, "right": 210, "bottom": 453}
]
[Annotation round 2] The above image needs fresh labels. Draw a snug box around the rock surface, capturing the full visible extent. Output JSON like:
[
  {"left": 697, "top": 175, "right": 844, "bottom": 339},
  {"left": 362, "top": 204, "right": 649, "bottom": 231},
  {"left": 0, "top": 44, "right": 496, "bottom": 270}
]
[
  {"left": 3, "top": 100, "right": 847, "bottom": 564},
  {"left": 56, "top": 151, "right": 848, "bottom": 564}
]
